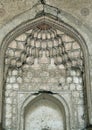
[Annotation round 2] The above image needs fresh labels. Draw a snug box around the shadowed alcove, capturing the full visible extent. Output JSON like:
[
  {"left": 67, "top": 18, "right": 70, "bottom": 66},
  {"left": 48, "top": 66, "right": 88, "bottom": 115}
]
[{"left": 22, "top": 94, "right": 67, "bottom": 130}]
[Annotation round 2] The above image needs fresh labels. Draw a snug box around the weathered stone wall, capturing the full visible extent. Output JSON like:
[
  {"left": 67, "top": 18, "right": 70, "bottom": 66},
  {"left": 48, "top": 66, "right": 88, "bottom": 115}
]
[
  {"left": 4, "top": 65, "right": 85, "bottom": 130},
  {"left": 3, "top": 26, "right": 87, "bottom": 130},
  {"left": 0, "top": 1, "right": 92, "bottom": 130},
  {"left": 0, "top": 0, "right": 92, "bottom": 29}
]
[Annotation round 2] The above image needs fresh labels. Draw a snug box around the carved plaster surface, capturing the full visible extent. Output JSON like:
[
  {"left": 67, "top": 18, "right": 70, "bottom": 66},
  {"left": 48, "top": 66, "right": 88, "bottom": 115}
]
[{"left": 3, "top": 22, "right": 86, "bottom": 130}]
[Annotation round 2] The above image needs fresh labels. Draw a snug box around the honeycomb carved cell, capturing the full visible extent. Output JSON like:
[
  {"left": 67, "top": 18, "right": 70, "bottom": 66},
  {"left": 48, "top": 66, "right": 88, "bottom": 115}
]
[{"left": 37, "top": 23, "right": 51, "bottom": 30}]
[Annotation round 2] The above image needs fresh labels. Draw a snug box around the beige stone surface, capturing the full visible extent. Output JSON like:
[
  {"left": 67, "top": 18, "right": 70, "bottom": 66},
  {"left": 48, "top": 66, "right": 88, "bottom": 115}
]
[
  {"left": 2, "top": 23, "right": 86, "bottom": 130},
  {"left": 0, "top": 0, "right": 91, "bottom": 29},
  {"left": 0, "top": 0, "right": 92, "bottom": 130}
]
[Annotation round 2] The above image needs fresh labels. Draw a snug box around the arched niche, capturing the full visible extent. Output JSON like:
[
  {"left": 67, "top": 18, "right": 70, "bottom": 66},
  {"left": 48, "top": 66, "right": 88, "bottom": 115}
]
[
  {"left": 20, "top": 93, "right": 70, "bottom": 130},
  {"left": 1, "top": 15, "right": 91, "bottom": 123},
  {"left": 0, "top": 6, "right": 91, "bottom": 130}
]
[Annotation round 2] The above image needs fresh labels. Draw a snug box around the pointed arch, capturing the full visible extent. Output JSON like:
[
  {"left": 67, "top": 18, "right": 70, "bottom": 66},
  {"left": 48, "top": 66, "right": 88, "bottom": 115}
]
[
  {"left": 20, "top": 93, "right": 70, "bottom": 130},
  {"left": 0, "top": 4, "right": 91, "bottom": 129}
]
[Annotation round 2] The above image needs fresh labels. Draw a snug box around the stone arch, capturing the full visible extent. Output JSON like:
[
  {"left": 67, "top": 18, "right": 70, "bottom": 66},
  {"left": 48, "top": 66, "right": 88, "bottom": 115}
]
[
  {"left": 0, "top": 3, "right": 91, "bottom": 129},
  {"left": 20, "top": 93, "right": 70, "bottom": 130}
]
